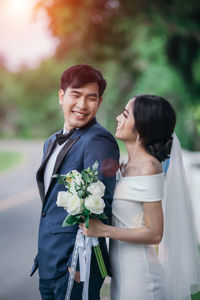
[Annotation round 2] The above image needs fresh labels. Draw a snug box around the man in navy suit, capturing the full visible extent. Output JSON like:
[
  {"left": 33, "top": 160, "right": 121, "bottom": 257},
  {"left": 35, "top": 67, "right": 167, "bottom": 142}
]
[{"left": 30, "top": 64, "right": 119, "bottom": 300}]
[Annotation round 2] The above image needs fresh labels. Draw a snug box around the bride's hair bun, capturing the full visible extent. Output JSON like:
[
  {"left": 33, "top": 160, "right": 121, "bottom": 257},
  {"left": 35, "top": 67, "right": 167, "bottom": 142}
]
[
  {"left": 133, "top": 95, "right": 176, "bottom": 162},
  {"left": 146, "top": 136, "right": 173, "bottom": 163}
]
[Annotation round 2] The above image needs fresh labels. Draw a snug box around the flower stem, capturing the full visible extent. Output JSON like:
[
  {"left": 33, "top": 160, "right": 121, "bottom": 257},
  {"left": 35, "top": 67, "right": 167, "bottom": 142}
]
[
  {"left": 94, "top": 245, "right": 107, "bottom": 278},
  {"left": 96, "top": 246, "right": 107, "bottom": 277},
  {"left": 94, "top": 246, "right": 104, "bottom": 278}
]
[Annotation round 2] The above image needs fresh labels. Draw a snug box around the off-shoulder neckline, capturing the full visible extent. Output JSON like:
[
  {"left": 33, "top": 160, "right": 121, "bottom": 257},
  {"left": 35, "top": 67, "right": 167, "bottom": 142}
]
[{"left": 118, "top": 170, "right": 164, "bottom": 180}]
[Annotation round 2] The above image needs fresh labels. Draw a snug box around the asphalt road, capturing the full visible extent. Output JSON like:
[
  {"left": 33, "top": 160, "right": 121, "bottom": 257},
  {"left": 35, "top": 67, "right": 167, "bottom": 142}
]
[{"left": 0, "top": 140, "right": 42, "bottom": 300}]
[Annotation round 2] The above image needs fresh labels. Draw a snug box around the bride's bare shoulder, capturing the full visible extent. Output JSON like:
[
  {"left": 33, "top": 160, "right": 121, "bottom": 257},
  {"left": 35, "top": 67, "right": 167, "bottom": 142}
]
[
  {"left": 123, "top": 158, "right": 163, "bottom": 177},
  {"left": 139, "top": 159, "right": 163, "bottom": 176}
]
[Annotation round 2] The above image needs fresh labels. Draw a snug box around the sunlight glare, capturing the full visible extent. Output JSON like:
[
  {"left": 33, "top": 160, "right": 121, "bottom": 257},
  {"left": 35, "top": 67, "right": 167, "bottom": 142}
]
[
  {"left": 5, "top": 0, "right": 35, "bottom": 15},
  {"left": 0, "top": 0, "right": 58, "bottom": 71}
]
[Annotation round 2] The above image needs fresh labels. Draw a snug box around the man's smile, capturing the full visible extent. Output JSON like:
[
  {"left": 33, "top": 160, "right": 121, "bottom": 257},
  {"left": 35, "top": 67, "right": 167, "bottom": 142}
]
[{"left": 72, "top": 110, "right": 89, "bottom": 119}]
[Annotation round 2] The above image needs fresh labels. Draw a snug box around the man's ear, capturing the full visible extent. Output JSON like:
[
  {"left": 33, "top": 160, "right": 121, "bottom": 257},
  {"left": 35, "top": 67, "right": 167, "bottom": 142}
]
[
  {"left": 98, "top": 97, "right": 103, "bottom": 107},
  {"left": 59, "top": 89, "right": 64, "bottom": 105}
]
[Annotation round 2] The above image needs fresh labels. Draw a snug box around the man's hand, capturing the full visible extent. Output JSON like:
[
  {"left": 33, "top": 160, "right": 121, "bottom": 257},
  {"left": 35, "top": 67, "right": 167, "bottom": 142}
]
[{"left": 68, "top": 267, "right": 80, "bottom": 283}]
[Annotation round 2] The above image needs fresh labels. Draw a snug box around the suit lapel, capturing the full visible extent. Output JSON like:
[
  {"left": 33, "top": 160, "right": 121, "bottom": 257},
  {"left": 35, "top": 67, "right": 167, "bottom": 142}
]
[
  {"left": 36, "top": 138, "right": 57, "bottom": 202},
  {"left": 52, "top": 137, "right": 80, "bottom": 176},
  {"left": 43, "top": 136, "right": 80, "bottom": 202},
  {"left": 38, "top": 118, "right": 97, "bottom": 203}
]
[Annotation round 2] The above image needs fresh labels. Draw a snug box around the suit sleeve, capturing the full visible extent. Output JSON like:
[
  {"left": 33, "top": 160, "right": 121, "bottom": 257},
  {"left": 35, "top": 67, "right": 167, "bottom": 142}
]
[
  {"left": 83, "top": 133, "right": 119, "bottom": 222},
  {"left": 66, "top": 132, "right": 119, "bottom": 271}
]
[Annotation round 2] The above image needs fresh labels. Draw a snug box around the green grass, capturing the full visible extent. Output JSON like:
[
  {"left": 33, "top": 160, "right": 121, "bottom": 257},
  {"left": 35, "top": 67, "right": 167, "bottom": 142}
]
[
  {"left": 0, "top": 151, "right": 23, "bottom": 173},
  {"left": 192, "top": 291, "right": 200, "bottom": 299}
]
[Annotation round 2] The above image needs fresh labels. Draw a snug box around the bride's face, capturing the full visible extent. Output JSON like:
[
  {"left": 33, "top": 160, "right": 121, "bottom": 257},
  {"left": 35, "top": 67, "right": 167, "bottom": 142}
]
[{"left": 115, "top": 98, "right": 137, "bottom": 141}]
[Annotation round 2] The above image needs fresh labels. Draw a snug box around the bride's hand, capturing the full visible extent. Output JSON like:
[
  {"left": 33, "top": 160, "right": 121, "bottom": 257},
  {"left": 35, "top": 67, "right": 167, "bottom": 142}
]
[{"left": 79, "top": 219, "right": 107, "bottom": 238}]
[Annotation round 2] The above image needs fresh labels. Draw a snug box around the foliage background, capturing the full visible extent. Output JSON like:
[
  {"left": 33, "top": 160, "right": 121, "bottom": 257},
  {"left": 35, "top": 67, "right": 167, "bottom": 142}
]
[{"left": 1, "top": 0, "right": 200, "bottom": 150}]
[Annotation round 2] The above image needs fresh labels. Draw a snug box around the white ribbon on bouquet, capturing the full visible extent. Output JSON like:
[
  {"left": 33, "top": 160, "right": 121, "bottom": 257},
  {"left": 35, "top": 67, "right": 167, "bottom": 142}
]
[{"left": 65, "top": 228, "right": 98, "bottom": 300}]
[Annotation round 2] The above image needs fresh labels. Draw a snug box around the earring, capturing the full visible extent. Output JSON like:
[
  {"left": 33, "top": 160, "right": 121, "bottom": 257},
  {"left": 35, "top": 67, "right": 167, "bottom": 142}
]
[{"left": 136, "top": 135, "right": 140, "bottom": 143}]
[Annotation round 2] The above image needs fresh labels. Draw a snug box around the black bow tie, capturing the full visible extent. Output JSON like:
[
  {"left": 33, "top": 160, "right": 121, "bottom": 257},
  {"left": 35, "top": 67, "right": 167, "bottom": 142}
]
[{"left": 55, "top": 128, "right": 76, "bottom": 145}]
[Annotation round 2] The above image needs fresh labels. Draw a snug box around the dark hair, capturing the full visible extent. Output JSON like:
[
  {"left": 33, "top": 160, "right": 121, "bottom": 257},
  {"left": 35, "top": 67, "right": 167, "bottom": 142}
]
[
  {"left": 60, "top": 64, "right": 107, "bottom": 97},
  {"left": 133, "top": 94, "right": 176, "bottom": 162}
]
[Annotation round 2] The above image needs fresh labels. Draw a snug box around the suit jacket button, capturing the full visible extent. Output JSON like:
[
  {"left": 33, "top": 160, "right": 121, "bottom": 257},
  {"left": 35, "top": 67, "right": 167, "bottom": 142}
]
[{"left": 42, "top": 212, "right": 46, "bottom": 217}]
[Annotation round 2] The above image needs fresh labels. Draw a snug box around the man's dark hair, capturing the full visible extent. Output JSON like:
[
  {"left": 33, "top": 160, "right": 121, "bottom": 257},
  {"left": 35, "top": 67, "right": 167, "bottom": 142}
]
[{"left": 60, "top": 64, "right": 107, "bottom": 97}]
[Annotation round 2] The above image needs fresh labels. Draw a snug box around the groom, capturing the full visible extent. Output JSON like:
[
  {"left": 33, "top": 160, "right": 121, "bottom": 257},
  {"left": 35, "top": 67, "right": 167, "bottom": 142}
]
[{"left": 30, "top": 64, "right": 119, "bottom": 300}]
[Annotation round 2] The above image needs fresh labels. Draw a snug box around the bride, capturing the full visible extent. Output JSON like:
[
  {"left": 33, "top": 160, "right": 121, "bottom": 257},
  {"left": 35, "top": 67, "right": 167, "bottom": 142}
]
[{"left": 81, "top": 94, "right": 200, "bottom": 300}]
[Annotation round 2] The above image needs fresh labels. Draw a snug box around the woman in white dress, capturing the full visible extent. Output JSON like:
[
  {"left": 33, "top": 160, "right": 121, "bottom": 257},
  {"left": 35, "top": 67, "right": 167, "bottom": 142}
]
[{"left": 81, "top": 94, "right": 200, "bottom": 300}]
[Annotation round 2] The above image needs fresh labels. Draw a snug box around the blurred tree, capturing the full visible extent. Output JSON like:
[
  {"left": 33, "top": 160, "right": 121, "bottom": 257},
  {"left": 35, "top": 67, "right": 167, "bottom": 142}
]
[
  {"left": 0, "top": 59, "right": 66, "bottom": 138},
  {"left": 1, "top": 0, "right": 200, "bottom": 150},
  {"left": 34, "top": 0, "right": 200, "bottom": 133},
  {"left": 35, "top": 0, "right": 200, "bottom": 80}
]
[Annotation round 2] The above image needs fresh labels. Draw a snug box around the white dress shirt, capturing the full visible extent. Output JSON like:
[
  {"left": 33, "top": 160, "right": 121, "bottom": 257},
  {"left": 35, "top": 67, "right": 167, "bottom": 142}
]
[{"left": 44, "top": 126, "right": 69, "bottom": 195}]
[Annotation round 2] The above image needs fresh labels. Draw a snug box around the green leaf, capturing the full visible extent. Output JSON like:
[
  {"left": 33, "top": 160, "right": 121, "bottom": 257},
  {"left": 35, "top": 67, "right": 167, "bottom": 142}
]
[
  {"left": 74, "top": 215, "right": 84, "bottom": 223},
  {"left": 52, "top": 174, "right": 59, "bottom": 178},
  {"left": 58, "top": 178, "right": 66, "bottom": 185},
  {"left": 98, "top": 213, "right": 108, "bottom": 220},
  {"left": 89, "top": 213, "right": 108, "bottom": 220},
  {"left": 62, "top": 215, "right": 77, "bottom": 226},
  {"left": 82, "top": 204, "right": 91, "bottom": 215},
  {"left": 92, "top": 161, "right": 99, "bottom": 170},
  {"left": 52, "top": 174, "right": 67, "bottom": 185},
  {"left": 77, "top": 190, "right": 84, "bottom": 198},
  {"left": 85, "top": 215, "right": 89, "bottom": 228},
  {"left": 89, "top": 214, "right": 97, "bottom": 219},
  {"left": 93, "top": 176, "right": 98, "bottom": 183}
]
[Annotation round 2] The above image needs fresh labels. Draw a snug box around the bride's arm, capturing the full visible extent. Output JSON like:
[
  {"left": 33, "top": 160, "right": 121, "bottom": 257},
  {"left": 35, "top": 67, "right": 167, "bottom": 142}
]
[{"left": 81, "top": 201, "right": 163, "bottom": 245}]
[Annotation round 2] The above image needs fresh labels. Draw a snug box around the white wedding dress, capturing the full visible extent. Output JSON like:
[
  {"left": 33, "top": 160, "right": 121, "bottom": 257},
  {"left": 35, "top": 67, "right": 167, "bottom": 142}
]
[
  {"left": 110, "top": 172, "right": 166, "bottom": 300},
  {"left": 109, "top": 135, "right": 200, "bottom": 300}
]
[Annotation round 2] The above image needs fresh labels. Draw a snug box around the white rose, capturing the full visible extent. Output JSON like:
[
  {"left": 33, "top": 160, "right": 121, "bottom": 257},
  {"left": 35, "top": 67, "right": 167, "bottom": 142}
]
[
  {"left": 85, "top": 195, "right": 105, "bottom": 214},
  {"left": 56, "top": 191, "right": 70, "bottom": 209},
  {"left": 87, "top": 181, "right": 105, "bottom": 198},
  {"left": 67, "top": 193, "right": 83, "bottom": 215},
  {"left": 71, "top": 170, "right": 84, "bottom": 186},
  {"left": 69, "top": 181, "right": 77, "bottom": 193},
  {"left": 71, "top": 170, "right": 81, "bottom": 177}
]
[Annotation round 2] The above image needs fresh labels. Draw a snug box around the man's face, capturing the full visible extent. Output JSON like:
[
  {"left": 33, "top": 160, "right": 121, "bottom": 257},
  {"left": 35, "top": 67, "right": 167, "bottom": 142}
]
[{"left": 59, "top": 82, "right": 102, "bottom": 130}]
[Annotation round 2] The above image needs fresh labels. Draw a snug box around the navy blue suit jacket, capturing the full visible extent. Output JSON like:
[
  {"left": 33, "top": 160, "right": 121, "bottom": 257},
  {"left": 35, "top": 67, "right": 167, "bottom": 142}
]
[{"left": 31, "top": 118, "right": 119, "bottom": 280}]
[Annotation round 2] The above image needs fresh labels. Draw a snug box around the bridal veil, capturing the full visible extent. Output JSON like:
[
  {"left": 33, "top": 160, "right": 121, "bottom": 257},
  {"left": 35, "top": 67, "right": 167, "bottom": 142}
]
[{"left": 159, "top": 134, "right": 200, "bottom": 299}]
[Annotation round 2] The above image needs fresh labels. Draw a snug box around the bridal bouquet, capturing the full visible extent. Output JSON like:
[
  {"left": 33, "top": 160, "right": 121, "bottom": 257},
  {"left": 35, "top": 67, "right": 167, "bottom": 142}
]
[{"left": 53, "top": 162, "right": 108, "bottom": 300}]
